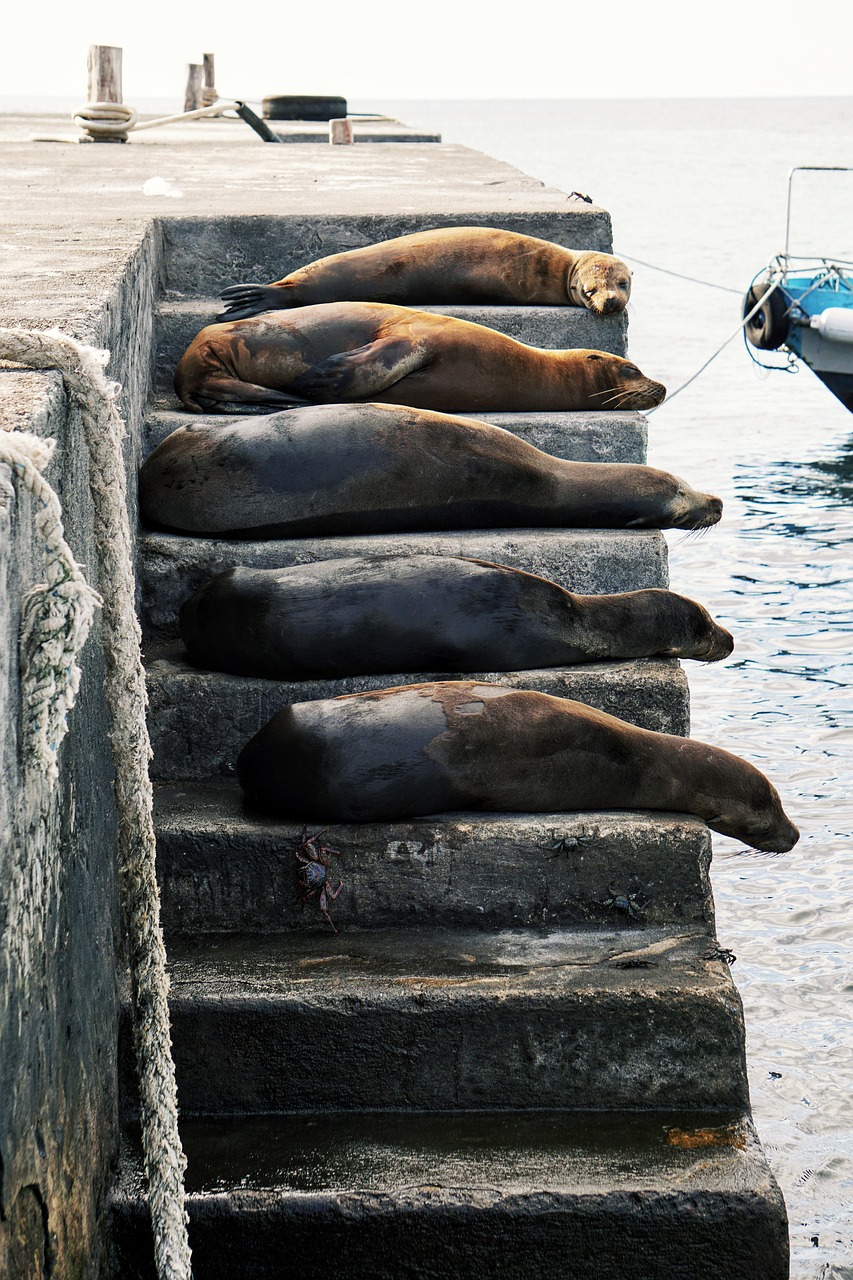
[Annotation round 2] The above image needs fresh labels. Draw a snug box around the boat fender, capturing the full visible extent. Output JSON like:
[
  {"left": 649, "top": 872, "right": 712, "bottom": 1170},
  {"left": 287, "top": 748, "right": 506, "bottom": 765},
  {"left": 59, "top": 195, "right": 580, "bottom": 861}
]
[
  {"left": 743, "top": 279, "right": 791, "bottom": 351},
  {"left": 809, "top": 308, "right": 853, "bottom": 345}
]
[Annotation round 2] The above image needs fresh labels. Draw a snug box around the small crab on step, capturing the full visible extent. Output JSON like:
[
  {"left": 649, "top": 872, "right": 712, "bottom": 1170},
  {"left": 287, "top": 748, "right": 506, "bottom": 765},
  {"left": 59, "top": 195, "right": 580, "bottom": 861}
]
[
  {"left": 294, "top": 827, "right": 344, "bottom": 931},
  {"left": 600, "top": 885, "right": 648, "bottom": 921}
]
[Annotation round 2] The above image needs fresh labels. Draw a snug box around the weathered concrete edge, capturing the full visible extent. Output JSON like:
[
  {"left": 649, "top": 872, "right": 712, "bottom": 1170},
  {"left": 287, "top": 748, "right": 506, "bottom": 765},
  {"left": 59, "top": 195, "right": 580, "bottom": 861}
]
[
  {"left": 145, "top": 656, "right": 690, "bottom": 781},
  {"left": 153, "top": 780, "right": 713, "bottom": 933},
  {"left": 139, "top": 528, "right": 670, "bottom": 643}
]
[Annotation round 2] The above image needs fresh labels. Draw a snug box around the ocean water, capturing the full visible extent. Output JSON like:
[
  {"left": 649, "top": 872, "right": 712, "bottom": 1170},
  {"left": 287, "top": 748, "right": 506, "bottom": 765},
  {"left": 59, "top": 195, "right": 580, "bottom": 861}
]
[{"left": 372, "top": 97, "right": 853, "bottom": 1280}]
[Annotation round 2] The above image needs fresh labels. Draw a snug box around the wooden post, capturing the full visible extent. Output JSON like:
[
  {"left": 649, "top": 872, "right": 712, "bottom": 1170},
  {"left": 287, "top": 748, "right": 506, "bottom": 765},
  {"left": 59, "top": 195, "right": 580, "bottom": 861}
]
[
  {"left": 87, "top": 45, "right": 123, "bottom": 105},
  {"left": 202, "top": 52, "right": 217, "bottom": 106},
  {"left": 329, "top": 117, "right": 354, "bottom": 145},
  {"left": 84, "top": 45, "right": 130, "bottom": 142},
  {"left": 183, "top": 64, "right": 204, "bottom": 112}
]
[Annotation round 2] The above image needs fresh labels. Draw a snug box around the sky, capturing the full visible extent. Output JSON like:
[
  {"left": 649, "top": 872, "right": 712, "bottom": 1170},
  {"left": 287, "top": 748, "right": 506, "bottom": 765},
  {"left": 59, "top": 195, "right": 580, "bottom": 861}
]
[{"left": 1, "top": 0, "right": 852, "bottom": 103}]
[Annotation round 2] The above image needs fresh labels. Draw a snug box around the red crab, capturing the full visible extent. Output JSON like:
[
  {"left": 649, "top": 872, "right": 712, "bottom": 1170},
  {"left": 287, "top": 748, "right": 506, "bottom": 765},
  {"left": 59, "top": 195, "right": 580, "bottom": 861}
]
[{"left": 294, "top": 827, "right": 344, "bottom": 931}]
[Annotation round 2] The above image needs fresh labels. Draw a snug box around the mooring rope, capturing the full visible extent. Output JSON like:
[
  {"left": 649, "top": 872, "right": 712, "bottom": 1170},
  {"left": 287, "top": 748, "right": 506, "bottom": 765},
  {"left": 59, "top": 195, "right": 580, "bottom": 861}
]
[
  {"left": 647, "top": 269, "right": 785, "bottom": 410},
  {"left": 0, "top": 328, "right": 192, "bottom": 1280},
  {"left": 0, "top": 429, "right": 102, "bottom": 776},
  {"left": 73, "top": 97, "right": 241, "bottom": 142},
  {"left": 615, "top": 250, "right": 744, "bottom": 295}
]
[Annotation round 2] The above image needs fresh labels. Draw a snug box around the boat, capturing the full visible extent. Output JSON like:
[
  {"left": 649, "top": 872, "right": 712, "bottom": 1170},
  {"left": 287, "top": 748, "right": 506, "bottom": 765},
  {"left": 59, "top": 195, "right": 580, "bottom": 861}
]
[{"left": 743, "top": 166, "right": 853, "bottom": 412}]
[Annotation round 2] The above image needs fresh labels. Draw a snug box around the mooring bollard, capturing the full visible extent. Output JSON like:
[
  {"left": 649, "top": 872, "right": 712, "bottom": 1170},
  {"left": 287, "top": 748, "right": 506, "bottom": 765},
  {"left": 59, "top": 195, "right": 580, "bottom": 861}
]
[
  {"left": 202, "top": 53, "right": 217, "bottom": 108},
  {"left": 184, "top": 64, "right": 204, "bottom": 113},
  {"left": 329, "top": 117, "right": 354, "bottom": 145},
  {"left": 88, "top": 44, "right": 122, "bottom": 109},
  {"left": 78, "top": 45, "right": 135, "bottom": 142}
]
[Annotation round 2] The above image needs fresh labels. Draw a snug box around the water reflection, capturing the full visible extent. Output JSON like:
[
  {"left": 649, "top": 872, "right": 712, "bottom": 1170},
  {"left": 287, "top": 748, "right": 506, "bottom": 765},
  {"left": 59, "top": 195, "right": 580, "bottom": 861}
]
[{"left": 397, "top": 95, "right": 853, "bottom": 1279}]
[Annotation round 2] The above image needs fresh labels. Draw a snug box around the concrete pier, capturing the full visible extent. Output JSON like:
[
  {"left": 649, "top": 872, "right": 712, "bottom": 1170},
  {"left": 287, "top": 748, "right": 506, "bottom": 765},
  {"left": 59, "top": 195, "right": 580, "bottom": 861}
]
[{"left": 0, "top": 114, "right": 788, "bottom": 1278}]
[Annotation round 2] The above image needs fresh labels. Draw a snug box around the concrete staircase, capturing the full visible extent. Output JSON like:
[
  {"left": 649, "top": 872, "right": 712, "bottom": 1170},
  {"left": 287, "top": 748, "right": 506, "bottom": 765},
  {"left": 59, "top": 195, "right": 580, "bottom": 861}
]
[{"left": 109, "top": 215, "right": 789, "bottom": 1278}]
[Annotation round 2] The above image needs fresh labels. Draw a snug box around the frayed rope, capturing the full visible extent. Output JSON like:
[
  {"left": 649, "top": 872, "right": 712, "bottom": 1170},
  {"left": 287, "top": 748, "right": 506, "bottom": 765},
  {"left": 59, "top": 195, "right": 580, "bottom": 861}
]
[
  {"left": 0, "top": 327, "right": 192, "bottom": 1280},
  {"left": 0, "top": 428, "right": 102, "bottom": 778}
]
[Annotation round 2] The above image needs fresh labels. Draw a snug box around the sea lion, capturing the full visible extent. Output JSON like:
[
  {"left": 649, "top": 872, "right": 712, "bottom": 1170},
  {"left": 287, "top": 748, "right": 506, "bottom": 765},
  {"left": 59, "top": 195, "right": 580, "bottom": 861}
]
[
  {"left": 139, "top": 403, "right": 719, "bottom": 538},
  {"left": 216, "top": 227, "right": 632, "bottom": 320},
  {"left": 173, "top": 302, "right": 664, "bottom": 416},
  {"left": 236, "top": 681, "right": 799, "bottom": 853},
  {"left": 179, "top": 555, "right": 734, "bottom": 679}
]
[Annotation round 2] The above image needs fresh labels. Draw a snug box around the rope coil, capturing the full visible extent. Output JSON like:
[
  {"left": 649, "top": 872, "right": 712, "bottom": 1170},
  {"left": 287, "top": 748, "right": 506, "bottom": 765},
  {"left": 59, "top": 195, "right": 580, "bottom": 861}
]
[
  {"left": 74, "top": 97, "right": 240, "bottom": 142},
  {"left": 0, "top": 328, "right": 192, "bottom": 1280},
  {"left": 73, "top": 100, "right": 139, "bottom": 141},
  {"left": 0, "top": 429, "right": 102, "bottom": 776}
]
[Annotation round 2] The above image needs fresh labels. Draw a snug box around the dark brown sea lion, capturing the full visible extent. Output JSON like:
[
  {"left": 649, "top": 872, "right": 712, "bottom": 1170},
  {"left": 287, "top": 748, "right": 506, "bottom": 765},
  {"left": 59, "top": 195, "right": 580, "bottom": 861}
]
[
  {"left": 139, "top": 403, "right": 719, "bottom": 538},
  {"left": 179, "top": 555, "right": 734, "bottom": 679},
  {"left": 216, "top": 227, "right": 632, "bottom": 320},
  {"left": 236, "top": 681, "right": 799, "bottom": 852},
  {"left": 173, "top": 302, "right": 664, "bottom": 415}
]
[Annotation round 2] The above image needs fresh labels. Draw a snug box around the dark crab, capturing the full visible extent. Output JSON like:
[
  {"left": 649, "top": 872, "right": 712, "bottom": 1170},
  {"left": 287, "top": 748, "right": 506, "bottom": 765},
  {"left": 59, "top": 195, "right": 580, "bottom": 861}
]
[
  {"left": 294, "top": 827, "right": 344, "bottom": 931},
  {"left": 600, "top": 885, "right": 648, "bottom": 921},
  {"left": 707, "top": 946, "right": 737, "bottom": 966},
  {"left": 545, "top": 829, "right": 592, "bottom": 858}
]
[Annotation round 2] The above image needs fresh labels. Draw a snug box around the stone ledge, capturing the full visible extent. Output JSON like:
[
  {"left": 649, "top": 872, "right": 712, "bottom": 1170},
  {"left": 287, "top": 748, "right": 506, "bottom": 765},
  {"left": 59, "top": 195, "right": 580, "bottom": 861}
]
[
  {"left": 120, "top": 926, "right": 748, "bottom": 1115},
  {"left": 146, "top": 653, "right": 689, "bottom": 781},
  {"left": 140, "top": 528, "right": 669, "bottom": 643},
  {"left": 110, "top": 1110, "right": 788, "bottom": 1280},
  {"left": 154, "top": 780, "right": 710, "bottom": 934},
  {"left": 142, "top": 404, "right": 648, "bottom": 463},
  {"left": 152, "top": 298, "right": 629, "bottom": 391}
]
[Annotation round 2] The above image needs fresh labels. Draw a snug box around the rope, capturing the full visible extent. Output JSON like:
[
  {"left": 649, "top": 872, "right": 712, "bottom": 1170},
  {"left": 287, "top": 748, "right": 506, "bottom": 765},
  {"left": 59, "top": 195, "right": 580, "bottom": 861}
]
[
  {"left": 614, "top": 250, "right": 744, "bottom": 295},
  {"left": 649, "top": 272, "right": 784, "bottom": 410},
  {"left": 0, "top": 328, "right": 192, "bottom": 1280},
  {"left": 0, "top": 429, "right": 102, "bottom": 776},
  {"left": 74, "top": 97, "right": 240, "bottom": 142}
]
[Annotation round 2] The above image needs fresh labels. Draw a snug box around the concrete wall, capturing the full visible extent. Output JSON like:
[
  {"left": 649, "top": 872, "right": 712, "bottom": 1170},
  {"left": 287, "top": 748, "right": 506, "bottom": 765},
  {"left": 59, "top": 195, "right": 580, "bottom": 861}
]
[{"left": 0, "top": 225, "right": 159, "bottom": 1278}]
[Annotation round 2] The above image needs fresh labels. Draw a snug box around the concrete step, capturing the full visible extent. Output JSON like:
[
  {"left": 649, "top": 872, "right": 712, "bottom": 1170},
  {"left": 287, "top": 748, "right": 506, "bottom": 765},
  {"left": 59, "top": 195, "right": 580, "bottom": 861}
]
[
  {"left": 161, "top": 212, "right": 616, "bottom": 297},
  {"left": 109, "top": 1109, "right": 789, "bottom": 1280},
  {"left": 153, "top": 298, "right": 628, "bottom": 389},
  {"left": 139, "top": 529, "right": 669, "bottom": 644},
  {"left": 154, "top": 779, "right": 712, "bottom": 935},
  {"left": 146, "top": 650, "right": 689, "bottom": 781},
  {"left": 120, "top": 928, "right": 747, "bottom": 1116},
  {"left": 142, "top": 404, "right": 648, "bottom": 462}
]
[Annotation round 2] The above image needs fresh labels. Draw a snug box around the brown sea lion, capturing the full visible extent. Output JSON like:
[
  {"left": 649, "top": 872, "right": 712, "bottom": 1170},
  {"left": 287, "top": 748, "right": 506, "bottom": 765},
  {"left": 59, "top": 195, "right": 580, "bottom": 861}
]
[
  {"left": 216, "top": 227, "right": 632, "bottom": 320},
  {"left": 236, "top": 681, "right": 799, "bottom": 852},
  {"left": 179, "top": 554, "right": 734, "bottom": 679},
  {"left": 173, "top": 302, "right": 665, "bottom": 415},
  {"left": 139, "top": 403, "right": 718, "bottom": 538}
]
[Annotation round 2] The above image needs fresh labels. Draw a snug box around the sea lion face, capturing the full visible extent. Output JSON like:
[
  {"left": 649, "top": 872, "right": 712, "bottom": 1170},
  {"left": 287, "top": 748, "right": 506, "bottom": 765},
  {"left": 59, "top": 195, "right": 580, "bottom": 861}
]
[
  {"left": 652, "top": 592, "right": 734, "bottom": 662},
  {"left": 707, "top": 771, "right": 800, "bottom": 853},
  {"left": 571, "top": 254, "right": 632, "bottom": 314},
  {"left": 663, "top": 484, "right": 724, "bottom": 531},
  {"left": 585, "top": 353, "right": 666, "bottom": 411}
]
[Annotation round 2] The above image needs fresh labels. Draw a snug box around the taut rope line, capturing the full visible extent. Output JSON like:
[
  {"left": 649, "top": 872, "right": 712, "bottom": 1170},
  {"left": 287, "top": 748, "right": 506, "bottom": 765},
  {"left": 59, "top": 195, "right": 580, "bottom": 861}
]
[{"left": 0, "top": 328, "right": 192, "bottom": 1280}]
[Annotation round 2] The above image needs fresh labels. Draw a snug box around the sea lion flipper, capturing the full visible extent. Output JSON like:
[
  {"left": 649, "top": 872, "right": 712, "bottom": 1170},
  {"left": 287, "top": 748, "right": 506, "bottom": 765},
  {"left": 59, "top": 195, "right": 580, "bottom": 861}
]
[
  {"left": 288, "top": 336, "right": 429, "bottom": 401},
  {"left": 181, "top": 375, "right": 311, "bottom": 414},
  {"left": 216, "top": 284, "right": 290, "bottom": 323}
]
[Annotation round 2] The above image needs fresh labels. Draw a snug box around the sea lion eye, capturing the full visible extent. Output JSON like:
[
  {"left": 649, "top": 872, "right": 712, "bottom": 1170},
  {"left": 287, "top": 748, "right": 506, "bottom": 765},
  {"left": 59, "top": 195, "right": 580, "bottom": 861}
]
[{"left": 619, "top": 279, "right": 630, "bottom": 289}]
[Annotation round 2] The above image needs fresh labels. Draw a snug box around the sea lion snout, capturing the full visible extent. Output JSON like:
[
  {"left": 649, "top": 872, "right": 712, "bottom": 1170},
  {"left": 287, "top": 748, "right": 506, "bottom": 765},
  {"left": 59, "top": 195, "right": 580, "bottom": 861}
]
[
  {"left": 749, "top": 817, "right": 800, "bottom": 854},
  {"left": 667, "top": 489, "right": 723, "bottom": 530}
]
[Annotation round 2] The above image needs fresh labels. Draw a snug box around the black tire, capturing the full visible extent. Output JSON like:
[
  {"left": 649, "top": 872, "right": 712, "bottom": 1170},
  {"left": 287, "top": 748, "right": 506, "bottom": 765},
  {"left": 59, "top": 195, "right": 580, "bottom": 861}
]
[
  {"left": 743, "top": 279, "right": 791, "bottom": 351},
  {"left": 262, "top": 95, "right": 347, "bottom": 122}
]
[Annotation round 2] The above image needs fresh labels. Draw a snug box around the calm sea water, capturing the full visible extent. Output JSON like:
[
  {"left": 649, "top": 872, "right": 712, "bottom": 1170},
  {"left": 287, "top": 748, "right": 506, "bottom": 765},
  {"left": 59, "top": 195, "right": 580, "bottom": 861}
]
[
  {"left": 370, "top": 97, "right": 853, "bottom": 1280},
  {"left": 5, "top": 93, "right": 850, "bottom": 1277}
]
